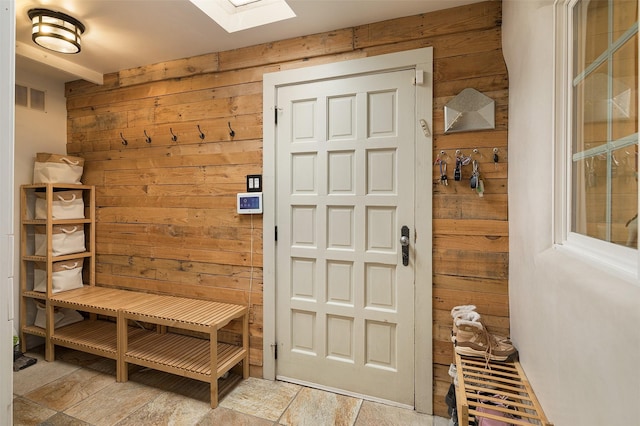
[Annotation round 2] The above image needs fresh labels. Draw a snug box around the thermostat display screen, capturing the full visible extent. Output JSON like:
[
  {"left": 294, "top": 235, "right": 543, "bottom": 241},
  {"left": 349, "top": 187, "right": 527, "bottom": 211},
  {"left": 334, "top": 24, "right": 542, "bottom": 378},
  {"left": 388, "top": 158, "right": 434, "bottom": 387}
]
[
  {"left": 237, "top": 192, "right": 263, "bottom": 214},
  {"left": 240, "top": 196, "right": 260, "bottom": 209}
]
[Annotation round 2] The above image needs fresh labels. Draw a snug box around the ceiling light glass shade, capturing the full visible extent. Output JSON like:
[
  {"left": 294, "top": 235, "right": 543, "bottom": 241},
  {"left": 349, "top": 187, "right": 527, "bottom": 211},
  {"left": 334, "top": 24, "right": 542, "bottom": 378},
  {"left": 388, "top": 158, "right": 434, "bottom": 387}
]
[{"left": 28, "top": 8, "right": 85, "bottom": 54}]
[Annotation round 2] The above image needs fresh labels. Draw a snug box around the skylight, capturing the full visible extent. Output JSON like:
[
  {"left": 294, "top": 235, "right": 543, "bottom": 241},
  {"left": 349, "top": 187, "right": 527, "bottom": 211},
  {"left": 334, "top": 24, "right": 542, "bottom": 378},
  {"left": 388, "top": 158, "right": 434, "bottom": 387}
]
[
  {"left": 190, "top": 0, "right": 295, "bottom": 33},
  {"left": 228, "top": 0, "right": 261, "bottom": 6}
]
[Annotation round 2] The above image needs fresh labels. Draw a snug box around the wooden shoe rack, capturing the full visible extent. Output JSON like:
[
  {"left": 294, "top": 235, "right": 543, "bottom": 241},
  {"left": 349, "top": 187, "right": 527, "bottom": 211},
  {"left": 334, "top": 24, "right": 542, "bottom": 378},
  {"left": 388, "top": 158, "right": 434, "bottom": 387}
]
[{"left": 454, "top": 351, "right": 553, "bottom": 426}]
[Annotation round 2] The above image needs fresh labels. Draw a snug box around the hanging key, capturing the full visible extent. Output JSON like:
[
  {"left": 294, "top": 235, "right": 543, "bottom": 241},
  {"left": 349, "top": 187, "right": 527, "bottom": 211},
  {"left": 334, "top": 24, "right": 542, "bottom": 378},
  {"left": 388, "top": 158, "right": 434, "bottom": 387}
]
[
  {"left": 441, "top": 162, "right": 448, "bottom": 186},
  {"left": 470, "top": 160, "right": 479, "bottom": 189},
  {"left": 476, "top": 178, "right": 485, "bottom": 197},
  {"left": 454, "top": 157, "right": 462, "bottom": 181}
]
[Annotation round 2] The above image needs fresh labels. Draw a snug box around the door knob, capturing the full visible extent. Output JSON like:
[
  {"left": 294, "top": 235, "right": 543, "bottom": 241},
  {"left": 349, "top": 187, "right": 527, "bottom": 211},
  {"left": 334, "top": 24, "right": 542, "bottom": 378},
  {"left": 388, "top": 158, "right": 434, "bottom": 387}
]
[{"left": 401, "top": 225, "right": 410, "bottom": 266}]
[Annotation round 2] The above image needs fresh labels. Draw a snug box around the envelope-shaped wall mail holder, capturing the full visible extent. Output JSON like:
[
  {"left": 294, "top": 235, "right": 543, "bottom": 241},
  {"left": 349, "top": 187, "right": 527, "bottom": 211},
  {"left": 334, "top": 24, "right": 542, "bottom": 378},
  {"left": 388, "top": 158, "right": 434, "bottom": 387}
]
[{"left": 444, "top": 88, "right": 495, "bottom": 133}]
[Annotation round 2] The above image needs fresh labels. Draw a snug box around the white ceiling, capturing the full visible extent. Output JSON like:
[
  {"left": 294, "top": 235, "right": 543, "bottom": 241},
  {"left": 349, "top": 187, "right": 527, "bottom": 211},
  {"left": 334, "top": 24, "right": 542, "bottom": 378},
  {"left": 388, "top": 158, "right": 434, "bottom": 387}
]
[{"left": 15, "top": 0, "right": 484, "bottom": 84}]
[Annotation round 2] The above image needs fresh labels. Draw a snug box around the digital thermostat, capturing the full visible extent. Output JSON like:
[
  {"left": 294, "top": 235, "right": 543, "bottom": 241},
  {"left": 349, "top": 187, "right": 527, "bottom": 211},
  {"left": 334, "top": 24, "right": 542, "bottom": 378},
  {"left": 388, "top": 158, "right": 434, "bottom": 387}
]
[{"left": 237, "top": 192, "right": 263, "bottom": 214}]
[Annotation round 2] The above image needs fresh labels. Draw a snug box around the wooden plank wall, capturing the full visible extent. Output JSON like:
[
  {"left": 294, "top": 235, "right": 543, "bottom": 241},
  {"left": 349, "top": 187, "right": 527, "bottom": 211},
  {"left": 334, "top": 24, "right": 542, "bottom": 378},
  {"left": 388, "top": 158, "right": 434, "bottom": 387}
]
[{"left": 65, "top": 0, "right": 508, "bottom": 417}]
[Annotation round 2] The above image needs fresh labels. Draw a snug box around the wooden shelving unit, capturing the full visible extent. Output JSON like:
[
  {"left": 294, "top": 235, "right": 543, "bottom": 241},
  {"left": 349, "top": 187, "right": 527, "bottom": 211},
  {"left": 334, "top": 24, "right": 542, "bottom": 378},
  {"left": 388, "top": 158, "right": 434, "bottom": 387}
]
[{"left": 19, "top": 183, "right": 95, "bottom": 360}]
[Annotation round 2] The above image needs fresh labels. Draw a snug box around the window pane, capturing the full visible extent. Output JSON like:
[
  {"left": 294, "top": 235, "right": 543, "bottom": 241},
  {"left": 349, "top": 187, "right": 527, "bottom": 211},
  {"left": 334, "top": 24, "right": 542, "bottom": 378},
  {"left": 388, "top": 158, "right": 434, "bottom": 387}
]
[
  {"left": 611, "top": 146, "right": 638, "bottom": 247},
  {"left": 611, "top": 37, "right": 638, "bottom": 140},
  {"left": 573, "top": 62, "right": 609, "bottom": 154},
  {"left": 573, "top": 155, "right": 607, "bottom": 239},
  {"left": 613, "top": 0, "right": 638, "bottom": 41},
  {"left": 571, "top": 0, "right": 638, "bottom": 247},
  {"left": 574, "top": 0, "right": 609, "bottom": 75}
]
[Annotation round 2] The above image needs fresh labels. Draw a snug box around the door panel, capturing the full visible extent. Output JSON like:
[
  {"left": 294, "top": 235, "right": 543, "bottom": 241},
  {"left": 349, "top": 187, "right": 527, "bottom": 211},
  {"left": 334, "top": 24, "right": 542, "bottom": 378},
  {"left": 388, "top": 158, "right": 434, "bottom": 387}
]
[{"left": 275, "top": 69, "right": 415, "bottom": 405}]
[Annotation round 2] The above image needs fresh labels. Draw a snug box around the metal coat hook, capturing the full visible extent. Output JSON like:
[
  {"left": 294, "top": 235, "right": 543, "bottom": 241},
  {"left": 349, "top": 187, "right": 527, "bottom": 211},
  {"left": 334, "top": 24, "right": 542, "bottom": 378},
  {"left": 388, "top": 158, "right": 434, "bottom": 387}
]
[
  {"left": 197, "top": 125, "right": 205, "bottom": 140},
  {"left": 170, "top": 128, "right": 178, "bottom": 142},
  {"left": 228, "top": 122, "right": 235, "bottom": 138},
  {"left": 120, "top": 133, "right": 128, "bottom": 146},
  {"left": 144, "top": 130, "right": 152, "bottom": 144}
]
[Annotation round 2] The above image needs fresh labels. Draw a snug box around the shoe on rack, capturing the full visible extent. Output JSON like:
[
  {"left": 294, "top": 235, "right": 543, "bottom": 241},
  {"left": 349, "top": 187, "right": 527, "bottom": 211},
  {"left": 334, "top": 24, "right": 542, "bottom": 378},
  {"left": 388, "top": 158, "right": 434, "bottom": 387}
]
[
  {"left": 451, "top": 305, "right": 476, "bottom": 318},
  {"left": 450, "top": 305, "right": 512, "bottom": 345},
  {"left": 450, "top": 305, "right": 476, "bottom": 343},
  {"left": 451, "top": 310, "right": 481, "bottom": 342},
  {"left": 454, "top": 318, "right": 518, "bottom": 362}
]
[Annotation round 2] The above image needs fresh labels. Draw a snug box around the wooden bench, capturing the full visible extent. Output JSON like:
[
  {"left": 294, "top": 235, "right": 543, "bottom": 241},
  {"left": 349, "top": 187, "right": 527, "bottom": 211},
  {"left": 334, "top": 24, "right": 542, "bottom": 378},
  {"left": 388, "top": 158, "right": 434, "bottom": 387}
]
[
  {"left": 118, "top": 294, "right": 248, "bottom": 408},
  {"left": 47, "top": 286, "right": 249, "bottom": 408},
  {"left": 454, "top": 351, "right": 553, "bottom": 426}
]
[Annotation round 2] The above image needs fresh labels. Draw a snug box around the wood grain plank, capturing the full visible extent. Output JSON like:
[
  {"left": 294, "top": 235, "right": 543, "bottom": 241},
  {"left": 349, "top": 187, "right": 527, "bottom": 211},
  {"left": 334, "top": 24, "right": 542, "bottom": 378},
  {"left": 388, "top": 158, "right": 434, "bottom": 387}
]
[
  {"left": 433, "top": 219, "right": 508, "bottom": 236},
  {"left": 218, "top": 29, "right": 354, "bottom": 71},
  {"left": 434, "top": 49, "right": 507, "bottom": 83},
  {"left": 354, "top": 1, "right": 501, "bottom": 48},
  {"left": 118, "top": 53, "right": 220, "bottom": 87}
]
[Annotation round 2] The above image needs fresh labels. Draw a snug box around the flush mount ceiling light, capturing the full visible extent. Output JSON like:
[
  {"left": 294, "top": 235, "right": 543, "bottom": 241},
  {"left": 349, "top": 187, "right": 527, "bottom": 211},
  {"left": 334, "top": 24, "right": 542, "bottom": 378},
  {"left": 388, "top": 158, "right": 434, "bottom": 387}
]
[
  {"left": 28, "top": 8, "right": 85, "bottom": 54},
  {"left": 190, "top": 0, "right": 295, "bottom": 33}
]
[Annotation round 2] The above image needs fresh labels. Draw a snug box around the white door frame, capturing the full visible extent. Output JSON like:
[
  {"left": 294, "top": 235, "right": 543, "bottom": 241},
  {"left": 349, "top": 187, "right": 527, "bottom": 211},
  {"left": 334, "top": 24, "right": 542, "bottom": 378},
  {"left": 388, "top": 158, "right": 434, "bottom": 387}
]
[
  {"left": 263, "top": 48, "right": 433, "bottom": 413},
  {"left": 1, "top": 0, "right": 16, "bottom": 423}
]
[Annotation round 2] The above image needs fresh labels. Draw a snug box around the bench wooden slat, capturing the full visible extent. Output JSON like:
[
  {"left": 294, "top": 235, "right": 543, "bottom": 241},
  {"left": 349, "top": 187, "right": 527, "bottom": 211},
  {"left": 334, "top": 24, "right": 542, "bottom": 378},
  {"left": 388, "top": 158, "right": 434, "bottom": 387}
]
[{"left": 454, "top": 351, "right": 553, "bottom": 426}]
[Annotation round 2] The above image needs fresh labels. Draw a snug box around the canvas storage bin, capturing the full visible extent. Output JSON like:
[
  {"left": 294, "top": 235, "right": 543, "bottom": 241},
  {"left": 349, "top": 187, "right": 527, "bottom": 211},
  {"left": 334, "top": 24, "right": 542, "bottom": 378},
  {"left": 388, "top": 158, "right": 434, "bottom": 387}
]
[
  {"left": 34, "top": 302, "right": 84, "bottom": 329},
  {"left": 34, "top": 225, "right": 85, "bottom": 257},
  {"left": 35, "top": 189, "right": 84, "bottom": 220},
  {"left": 33, "top": 152, "right": 84, "bottom": 184},
  {"left": 33, "top": 260, "right": 84, "bottom": 293}
]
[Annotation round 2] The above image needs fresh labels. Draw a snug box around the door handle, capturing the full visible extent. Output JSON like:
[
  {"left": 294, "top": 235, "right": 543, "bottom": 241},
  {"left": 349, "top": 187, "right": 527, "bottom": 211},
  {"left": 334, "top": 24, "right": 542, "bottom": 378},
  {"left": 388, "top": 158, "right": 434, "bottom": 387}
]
[{"left": 400, "top": 225, "right": 410, "bottom": 266}]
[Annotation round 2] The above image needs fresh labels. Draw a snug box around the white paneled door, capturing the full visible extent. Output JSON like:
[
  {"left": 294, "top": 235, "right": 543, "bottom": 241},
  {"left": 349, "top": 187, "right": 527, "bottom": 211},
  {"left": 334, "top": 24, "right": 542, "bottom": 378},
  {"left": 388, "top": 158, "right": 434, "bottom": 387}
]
[{"left": 275, "top": 69, "right": 416, "bottom": 405}]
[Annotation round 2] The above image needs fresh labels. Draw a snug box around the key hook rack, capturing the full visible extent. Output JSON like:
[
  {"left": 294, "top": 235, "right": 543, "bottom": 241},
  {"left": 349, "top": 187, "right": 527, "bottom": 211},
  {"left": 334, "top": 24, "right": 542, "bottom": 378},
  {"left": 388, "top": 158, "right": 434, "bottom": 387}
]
[{"left": 437, "top": 147, "right": 503, "bottom": 162}]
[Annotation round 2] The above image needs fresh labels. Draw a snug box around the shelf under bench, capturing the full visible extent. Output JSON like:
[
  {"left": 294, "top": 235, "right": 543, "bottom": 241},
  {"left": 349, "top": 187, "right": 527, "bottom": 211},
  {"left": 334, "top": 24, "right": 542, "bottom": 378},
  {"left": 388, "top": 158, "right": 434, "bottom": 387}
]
[
  {"left": 50, "top": 319, "right": 148, "bottom": 360},
  {"left": 123, "top": 331, "right": 246, "bottom": 381}
]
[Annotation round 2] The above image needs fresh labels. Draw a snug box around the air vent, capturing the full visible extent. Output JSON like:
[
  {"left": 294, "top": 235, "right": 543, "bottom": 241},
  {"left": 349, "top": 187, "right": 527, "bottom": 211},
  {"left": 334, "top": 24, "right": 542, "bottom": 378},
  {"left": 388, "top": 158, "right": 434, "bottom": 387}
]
[
  {"left": 15, "top": 85, "right": 27, "bottom": 107},
  {"left": 15, "top": 84, "right": 46, "bottom": 112}
]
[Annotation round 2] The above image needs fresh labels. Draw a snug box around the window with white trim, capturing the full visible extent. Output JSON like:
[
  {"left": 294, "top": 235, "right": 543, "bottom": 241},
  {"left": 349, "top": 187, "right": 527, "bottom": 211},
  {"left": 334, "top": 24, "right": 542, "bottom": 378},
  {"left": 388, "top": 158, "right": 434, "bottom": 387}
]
[{"left": 555, "top": 0, "right": 638, "bottom": 275}]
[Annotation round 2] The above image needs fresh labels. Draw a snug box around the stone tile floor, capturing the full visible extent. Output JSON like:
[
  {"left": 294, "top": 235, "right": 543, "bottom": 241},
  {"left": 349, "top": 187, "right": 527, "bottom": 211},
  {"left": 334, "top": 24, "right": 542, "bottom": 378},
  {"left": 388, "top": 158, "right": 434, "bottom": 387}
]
[{"left": 13, "top": 346, "right": 450, "bottom": 425}]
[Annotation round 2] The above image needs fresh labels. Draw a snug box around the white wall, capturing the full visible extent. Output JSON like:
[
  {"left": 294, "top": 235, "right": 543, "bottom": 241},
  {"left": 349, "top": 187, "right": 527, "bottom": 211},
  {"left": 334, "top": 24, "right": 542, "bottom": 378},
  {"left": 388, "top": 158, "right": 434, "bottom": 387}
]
[
  {"left": 503, "top": 1, "right": 640, "bottom": 425},
  {"left": 14, "top": 64, "right": 68, "bottom": 347}
]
